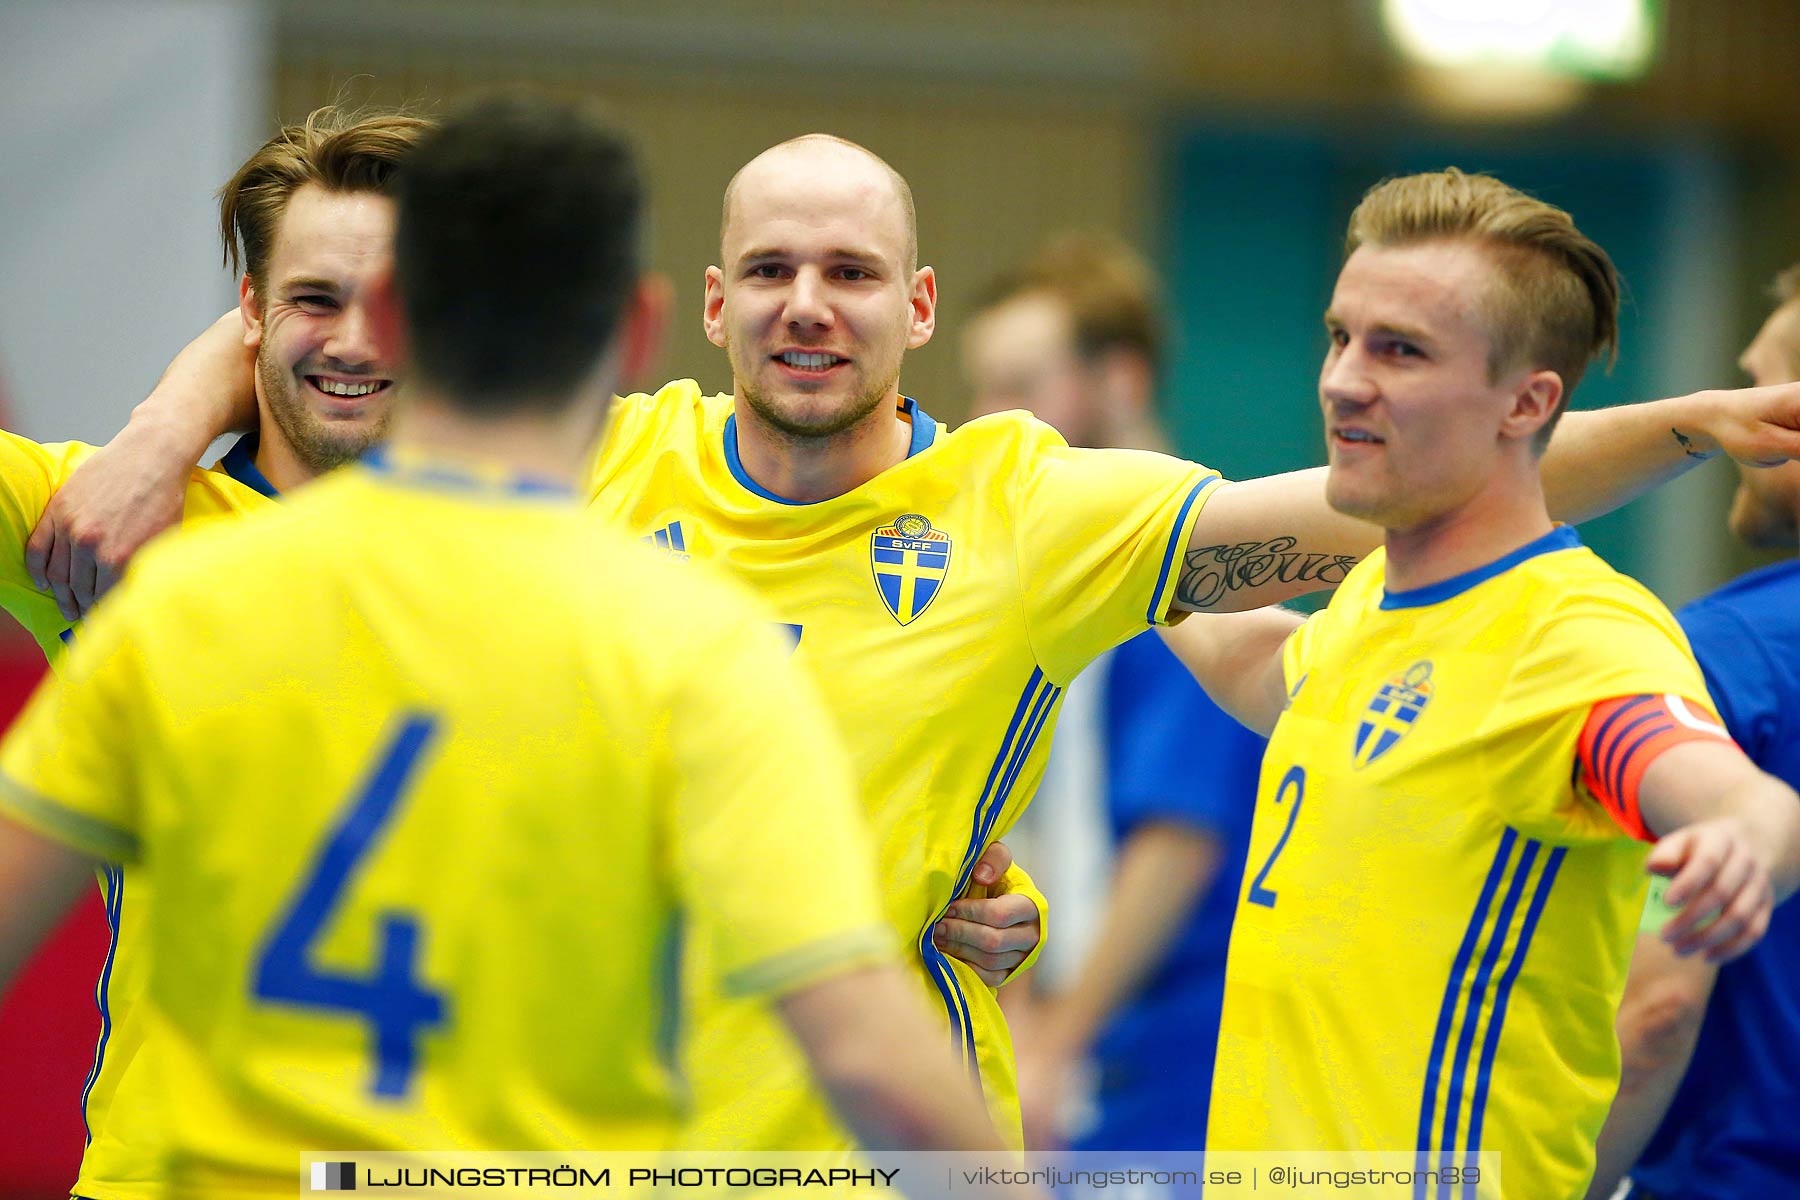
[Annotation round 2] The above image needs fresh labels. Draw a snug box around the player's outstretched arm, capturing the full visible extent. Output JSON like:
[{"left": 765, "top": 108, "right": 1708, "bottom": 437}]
[
  {"left": 25, "top": 311, "right": 257, "bottom": 619},
  {"left": 1173, "top": 469, "right": 1376, "bottom": 613},
  {"left": 1638, "top": 739, "right": 1800, "bottom": 963},
  {"left": 1542, "top": 383, "right": 1800, "bottom": 526},
  {"left": 1156, "top": 607, "right": 1303, "bottom": 735},
  {"left": 0, "top": 814, "right": 99, "bottom": 991},
  {"left": 777, "top": 962, "right": 1014, "bottom": 1153},
  {"left": 1585, "top": 929, "right": 1717, "bottom": 1200}
]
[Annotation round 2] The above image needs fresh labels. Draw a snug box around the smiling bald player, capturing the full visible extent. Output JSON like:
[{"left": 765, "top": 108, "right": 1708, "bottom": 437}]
[{"left": 36, "top": 136, "right": 1800, "bottom": 1158}]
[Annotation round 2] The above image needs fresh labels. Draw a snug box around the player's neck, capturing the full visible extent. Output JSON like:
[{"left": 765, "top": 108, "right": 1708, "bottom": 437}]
[
  {"left": 251, "top": 427, "right": 318, "bottom": 494},
  {"left": 1382, "top": 467, "right": 1555, "bottom": 595},
  {"left": 385, "top": 388, "right": 608, "bottom": 487},
  {"left": 731, "top": 392, "right": 913, "bottom": 503}
]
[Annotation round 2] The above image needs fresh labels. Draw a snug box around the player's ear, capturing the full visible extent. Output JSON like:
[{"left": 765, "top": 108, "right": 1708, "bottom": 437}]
[
  {"left": 1502, "top": 369, "right": 1563, "bottom": 443},
  {"left": 702, "top": 266, "right": 727, "bottom": 349},
  {"left": 240, "top": 274, "right": 264, "bottom": 350},
  {"left": 906, "top": 266, "right": 936, "bottom": 350},
  {"left": 617, "top": 273, "right": 672, "bottom": 391}
]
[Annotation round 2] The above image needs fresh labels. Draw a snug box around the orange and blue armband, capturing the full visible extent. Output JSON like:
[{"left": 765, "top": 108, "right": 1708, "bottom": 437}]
[{"left": 1577, "top": 694, "right": 1736, "bottom": 841}]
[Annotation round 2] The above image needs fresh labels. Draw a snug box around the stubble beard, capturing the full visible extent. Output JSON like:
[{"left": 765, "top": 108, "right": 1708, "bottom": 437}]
[
  {"left": 734, "top": 348, "right": 900, "bottom": 443},
  {"left": 257, "top": 349, "right": 393, "bottom": 475}
]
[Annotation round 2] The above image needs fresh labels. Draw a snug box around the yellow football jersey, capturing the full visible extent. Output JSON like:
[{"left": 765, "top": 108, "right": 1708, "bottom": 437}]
[
  {"left": 0, "top": 453, "right": 892, "bottom": 1196},
  {"left": 585, "top": 380, "right": 1221, "bottom": 1148},
  {"left": 0, "top": 429, "right": 274, "bottom": 1200},
  {"left": 0, "top": 429, "right": 273, "bottom": 661},
  {"left": 1209, "top": 526, "right": 1715, "bottom": 1199}
]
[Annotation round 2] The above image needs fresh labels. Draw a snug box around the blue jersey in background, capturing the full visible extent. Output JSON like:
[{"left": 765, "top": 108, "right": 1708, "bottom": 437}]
[
  {"left": 1630, "top": 558, "right": 1800, "bottom": 1198},
  {"left": 1073, "top": 630, "right": 1265, "bottom": 1151}
]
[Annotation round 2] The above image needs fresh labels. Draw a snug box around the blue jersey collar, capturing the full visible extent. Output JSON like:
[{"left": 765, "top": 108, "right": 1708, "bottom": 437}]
[
  {"left": 360, "top": 445, "right": 573, "bottom": 498},
  {"left": 723, "top": 396, "right": 937, "bottom": 505},
  {"left": 1380, "top": 524, "right": 1580, "bottom": 610},
  {"left": 217, "top": 433, "right": 280, "bottom": 499}
]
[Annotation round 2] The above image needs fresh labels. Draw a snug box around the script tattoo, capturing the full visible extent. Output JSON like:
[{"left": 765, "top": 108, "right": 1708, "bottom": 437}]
[
  {"left": 1178, "top": 536, "right": 1356, "bottom": 609},
  {"left": 1671, "top": 427, "right": 1709, "bottom": 461}
]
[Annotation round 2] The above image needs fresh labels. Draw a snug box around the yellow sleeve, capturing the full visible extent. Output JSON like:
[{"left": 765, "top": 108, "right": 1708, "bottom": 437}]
[
  {"left": 0, "top": 431, "right": 95, "bottom": 660},
  {"left": 583, "top": 379, "right": 703, "bottom": 503},
  {"left": 0, "top": 570, "right": 147, "bottom": 862},
  {"left": 1481, "top": 585, "right": 1713, "bottom": 843},
  {"left": 994, "top": 858, "right": 1047, "bottom": 984},
  {"left": 666, "top": 608, "right": 896, "bottom": 998},
  {"left": 1281, "top": 613, "right": 1321, "bottom": 694},
  {"left": 1013, "top": 421, "right": 1223, "bottom": 685}
]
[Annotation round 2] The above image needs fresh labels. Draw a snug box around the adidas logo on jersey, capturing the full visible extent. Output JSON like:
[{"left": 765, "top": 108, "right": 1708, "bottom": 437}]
[{"left": 643, "top": 521, "right": 690, "bottom": 560}]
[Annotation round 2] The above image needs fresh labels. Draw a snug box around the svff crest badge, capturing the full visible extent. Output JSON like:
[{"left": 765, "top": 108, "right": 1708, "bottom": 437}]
[
  {"left": 871, "top": 513, "right": 951, "bottom": 625},
  {"left": 1353, "top": 660, "right": 1434, "bottom": 768}
]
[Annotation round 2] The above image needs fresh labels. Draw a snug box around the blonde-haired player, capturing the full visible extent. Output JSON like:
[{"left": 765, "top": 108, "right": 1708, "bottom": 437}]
[{"left": 1165, "top": 169, "right": 1800, "bottom": 1197}]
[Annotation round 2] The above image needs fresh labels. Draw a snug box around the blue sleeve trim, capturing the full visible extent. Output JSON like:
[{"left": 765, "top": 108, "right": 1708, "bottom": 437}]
[{"left": 1146, "top": 474, "right": 1220, "bottom": 623}]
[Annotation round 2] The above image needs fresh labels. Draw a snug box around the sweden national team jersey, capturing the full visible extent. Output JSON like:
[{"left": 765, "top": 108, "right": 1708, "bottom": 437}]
[
  {"left": 0, "top": 429, "right": 274, "bottom": 1200},
  {"left": 0, "top": 455, "right": 892, "bottom": 1196},
  {"left": 0, "top": 430, "right": 274, "bottom": 661},
  {"left": 585, "top": 380, "right": 1221, "bottom": 1149},
  {"left": 1208, "top": 526, "right": 1715, "bottom": 1199}
]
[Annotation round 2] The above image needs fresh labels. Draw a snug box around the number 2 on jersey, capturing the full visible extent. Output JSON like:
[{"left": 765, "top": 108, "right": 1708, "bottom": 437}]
[
  {"left": 253, "top": 714, "right": 448, "bottom": 1098},
  {"left": 1246, "top": 765, "right": 1306, "bottom": 909}
]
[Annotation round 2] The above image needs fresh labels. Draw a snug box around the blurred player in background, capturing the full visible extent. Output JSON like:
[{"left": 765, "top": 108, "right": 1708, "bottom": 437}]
[
  {"left": 35, "top": 133, "right": 1800, "bottom": 1160},
  {"left": 1589, "top": 263, "right": 1800, "bottom": 1200},
  {"left": 1164, "top": 169, "right": 1800, "bottom": 1196},
  {"left": 0, "top": 105, "right": 423, "bottom": 1200},
  {"left": 0, "top": 94, "right": 1017, "bottom": 1196},
  {"left": 961, "top": 232, "right": 1265, "bottom": 1152}
]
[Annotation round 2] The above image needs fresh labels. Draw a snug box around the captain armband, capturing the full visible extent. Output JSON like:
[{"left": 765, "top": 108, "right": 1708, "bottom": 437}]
[{"left": 1576, "top": 694, "right": 1738, "bottom": 841}]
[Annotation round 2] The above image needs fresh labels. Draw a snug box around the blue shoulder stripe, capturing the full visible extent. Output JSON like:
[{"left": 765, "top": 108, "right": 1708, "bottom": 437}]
[
  {"left": 79, "top": 866, "right": 124, "bottom": 1144},
  {"left": 1436, "top": 839, "right": 1542, "bottom": 1186},
  {"left": 1415, "top": 829, "right": 1517, "bottom": 1176},
  {"left": 1415, "top": 831, "right": 1567, "bottom": 1199},
  {"left": 1460, "top": 848, "right": 1566, "bottom": 1194},
  {"left": 918, "top": 667, "right": 1062, "bottom": 1084}
]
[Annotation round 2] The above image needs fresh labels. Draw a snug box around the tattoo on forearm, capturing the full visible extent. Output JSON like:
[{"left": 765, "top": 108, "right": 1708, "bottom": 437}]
[
  {"left": 1178, "top": 537, "right": 1357, "bottom": 609},
  {"left": 1671, "top": 428, "right": 1708, "bottom": 461}
]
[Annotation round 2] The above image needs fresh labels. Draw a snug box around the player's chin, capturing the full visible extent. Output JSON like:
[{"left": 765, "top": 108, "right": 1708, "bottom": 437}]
[
  {"left": 1323, "top": 474, "right": 1386, "bottom": 523},
  {"left": 308, "top": 419, "right": 391, "bottom": 466},
  {"left": 757, "top": 391, "right": 875, "bottom": 438}
]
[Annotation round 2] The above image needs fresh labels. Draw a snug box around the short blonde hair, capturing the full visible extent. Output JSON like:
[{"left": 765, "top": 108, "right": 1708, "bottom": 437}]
[{"left": 1346, "top": 168, "right": 1620, "bottom": 446}]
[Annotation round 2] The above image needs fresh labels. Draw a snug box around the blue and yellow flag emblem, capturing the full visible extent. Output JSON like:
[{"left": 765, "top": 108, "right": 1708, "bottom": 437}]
[
  {"left": 1353, "top": 660, "right": 1434, "bottom": 768},
  {"left": 871, "top": 513, "right": 951, "bottom": 626}
]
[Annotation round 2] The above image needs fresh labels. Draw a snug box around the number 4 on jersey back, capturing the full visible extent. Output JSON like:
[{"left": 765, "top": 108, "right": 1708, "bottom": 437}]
[{"left": 253, "top": 714, "right": 448, "bottom": 1098}]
